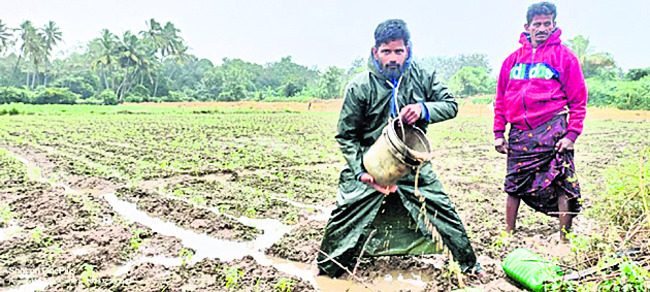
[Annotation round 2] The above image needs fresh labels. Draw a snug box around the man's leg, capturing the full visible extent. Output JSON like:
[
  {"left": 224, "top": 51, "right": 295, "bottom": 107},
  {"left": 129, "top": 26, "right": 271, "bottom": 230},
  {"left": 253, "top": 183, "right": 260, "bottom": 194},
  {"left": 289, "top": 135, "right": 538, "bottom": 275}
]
[
  {"left": 558, "top": 193, "right": 573, "bottom": 242},
  {"left": 506, "top": 194, "right": 520, "bottom": 234}
]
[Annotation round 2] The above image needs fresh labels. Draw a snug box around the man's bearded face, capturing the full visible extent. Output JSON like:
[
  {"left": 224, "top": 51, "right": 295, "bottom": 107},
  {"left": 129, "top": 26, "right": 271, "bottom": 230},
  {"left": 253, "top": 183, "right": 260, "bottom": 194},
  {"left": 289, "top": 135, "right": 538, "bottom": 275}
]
[{"left": 372, "top": 39, "right": 408, "bottom": 79}]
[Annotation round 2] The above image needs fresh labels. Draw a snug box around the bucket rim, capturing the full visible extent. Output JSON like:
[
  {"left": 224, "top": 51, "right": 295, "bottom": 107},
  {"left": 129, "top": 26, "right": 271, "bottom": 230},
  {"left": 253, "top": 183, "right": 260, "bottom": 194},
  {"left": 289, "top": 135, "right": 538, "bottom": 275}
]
[{"left": 385, "top": 119, "right": 433, "bottom": 166}]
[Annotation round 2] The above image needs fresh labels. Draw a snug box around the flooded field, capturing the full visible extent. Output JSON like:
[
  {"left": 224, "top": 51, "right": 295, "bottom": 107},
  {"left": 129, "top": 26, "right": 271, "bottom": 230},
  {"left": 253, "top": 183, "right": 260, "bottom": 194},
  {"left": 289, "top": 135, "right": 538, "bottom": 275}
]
[{"left": 1, "top": 101, "right": 648, "bottom": 291}]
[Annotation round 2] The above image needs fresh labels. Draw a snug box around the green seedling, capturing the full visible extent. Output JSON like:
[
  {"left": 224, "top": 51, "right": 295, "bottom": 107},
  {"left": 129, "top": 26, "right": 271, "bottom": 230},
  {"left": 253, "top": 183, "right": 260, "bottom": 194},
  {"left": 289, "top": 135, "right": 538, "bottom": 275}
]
[
  {"left": 179, "top": 248, "right": 194, "bottom": 267},
  {"left": 47, "top": 243, "right": 64, "bottom": 261},
  {"left": 223, "top": 265, "right": 243, "bottom": 290},
  {"left": 490, "top": 230, "right": 511, "bottom": 250},
  {"left": 0, "top": 204, "right": 12, "bottom": 227},
  {"left": 189, "top": 195, "right": 206, "bottom": 206},
  {"left": 80, "top": 263, "right": 96, "bottom": 288},
  {"left": 275, "top": 277, "right": 294, "bottom": 292},
  {"left": 31, "top": 227, "right": 43, "bottom": 245},
  {"left": 129, "top": 229, "right": 148, "bottom": 250}
]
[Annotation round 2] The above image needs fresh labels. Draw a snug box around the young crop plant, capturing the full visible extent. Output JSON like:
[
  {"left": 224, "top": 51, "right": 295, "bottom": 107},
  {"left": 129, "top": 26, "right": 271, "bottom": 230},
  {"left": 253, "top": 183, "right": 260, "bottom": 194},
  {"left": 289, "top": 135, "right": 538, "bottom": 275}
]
[
  {"left": 189, "top": 195, "right": 206, "bottom": 206},
  {"left": 246, "top": 207, "right": 257, "bottom": 217},
  {"left": 179, "top": 248, "right": 194, "bottom": 267},
  {"left": 129, "top": 229, "right": 148, "bottom": 250},
  {"left": 31, "top": 227, "right": 44, "bottom": 245},
  {"left": 80, "top": 263, "right": 96, "bottom": 288},
  {"left": 222, "top": 265, "right": 243, "bottom": 290},
  {"left": 275, "top": 278, "right": 294, "bottom": 292},
  {"left": 47, "top": 243, "right": 64, "bottom": 261},
  {"left": 490, "top": 230, "right": 512, "bottom": 251},
  {"left": 0, "top": 204, "right": 12, "bottom": 227}
]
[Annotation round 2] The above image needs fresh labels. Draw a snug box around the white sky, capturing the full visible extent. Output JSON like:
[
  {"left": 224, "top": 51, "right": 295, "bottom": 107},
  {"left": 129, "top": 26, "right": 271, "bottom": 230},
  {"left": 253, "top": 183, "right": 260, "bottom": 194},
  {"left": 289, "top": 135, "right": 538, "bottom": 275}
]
[{"left": 3, "top": 0, "right": 649, "bottom": 72}]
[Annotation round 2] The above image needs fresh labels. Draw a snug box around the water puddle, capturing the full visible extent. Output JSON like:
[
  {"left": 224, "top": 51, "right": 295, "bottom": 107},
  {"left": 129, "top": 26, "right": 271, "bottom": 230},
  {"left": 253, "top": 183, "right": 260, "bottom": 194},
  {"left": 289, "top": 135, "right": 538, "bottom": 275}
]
[
  {"left": 315, "top": 270, "right": 427, "bottom": 292},
  {"left": 103, "top": 192, "right": 319, "bottom": 287},
  {"left": 1, "top": 280, "right": 52, "bottom": 292},
  {"left": 163, "top": 194, "right": 293, "bottom": 251},
  {"left": 271, "top": 196, "right": 333, "bottom": 221},
  {"left": 0, "top": 221, "right": 21, "bottom": 242},
  {"left": 110, "top": 256, "right": 183, "bottom": 276}
]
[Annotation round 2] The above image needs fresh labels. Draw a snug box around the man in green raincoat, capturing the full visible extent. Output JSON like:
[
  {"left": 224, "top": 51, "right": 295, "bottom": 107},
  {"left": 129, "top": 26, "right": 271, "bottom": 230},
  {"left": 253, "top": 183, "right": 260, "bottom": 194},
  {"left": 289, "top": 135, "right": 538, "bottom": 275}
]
[{"left": 317, "top": 19, "right": 483, "bottom": 278}]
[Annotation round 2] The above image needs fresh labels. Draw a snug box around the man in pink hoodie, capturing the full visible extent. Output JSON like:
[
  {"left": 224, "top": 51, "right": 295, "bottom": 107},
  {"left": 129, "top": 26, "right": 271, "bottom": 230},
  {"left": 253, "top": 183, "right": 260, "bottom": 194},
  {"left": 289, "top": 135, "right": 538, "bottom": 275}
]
[{"left": 493, "top": 1, "right": 587, "bottom": 242}]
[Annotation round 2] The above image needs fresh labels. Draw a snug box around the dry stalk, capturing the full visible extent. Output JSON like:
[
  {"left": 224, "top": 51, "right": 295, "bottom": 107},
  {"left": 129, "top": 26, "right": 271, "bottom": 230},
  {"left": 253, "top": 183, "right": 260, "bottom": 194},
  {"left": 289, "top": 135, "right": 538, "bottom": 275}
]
[
  {"left": 352, "top": 230, "right": 376, "bottom": 276},
  {"left": 316, "top": 249, "right": 375, "bottom": 292}
]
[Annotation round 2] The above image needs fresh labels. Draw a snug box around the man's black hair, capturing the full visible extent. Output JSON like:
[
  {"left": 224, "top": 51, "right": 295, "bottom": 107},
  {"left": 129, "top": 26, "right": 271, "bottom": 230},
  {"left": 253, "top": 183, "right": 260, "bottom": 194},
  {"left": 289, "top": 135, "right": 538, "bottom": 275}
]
[
  {"left": 526, "top": 2, "right": 557, "bottom": 24},
  {"left": 374, "top": 19, "right": 410, "bottom": 47}
]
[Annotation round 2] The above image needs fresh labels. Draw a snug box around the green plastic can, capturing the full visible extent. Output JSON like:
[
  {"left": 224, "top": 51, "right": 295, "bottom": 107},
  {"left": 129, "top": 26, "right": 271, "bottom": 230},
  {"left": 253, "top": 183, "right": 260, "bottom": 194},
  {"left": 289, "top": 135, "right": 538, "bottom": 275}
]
[{"left": 501, "top": 248, "right": 562, "bottom": 292}]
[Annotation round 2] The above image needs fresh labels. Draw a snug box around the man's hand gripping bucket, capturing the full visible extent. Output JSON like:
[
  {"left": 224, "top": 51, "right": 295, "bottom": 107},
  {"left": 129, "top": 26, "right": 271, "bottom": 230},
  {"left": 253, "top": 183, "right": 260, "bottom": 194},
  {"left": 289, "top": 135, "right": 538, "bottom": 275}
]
[{"left": 363, "top": 118, "right": 434, "bottom": 187}]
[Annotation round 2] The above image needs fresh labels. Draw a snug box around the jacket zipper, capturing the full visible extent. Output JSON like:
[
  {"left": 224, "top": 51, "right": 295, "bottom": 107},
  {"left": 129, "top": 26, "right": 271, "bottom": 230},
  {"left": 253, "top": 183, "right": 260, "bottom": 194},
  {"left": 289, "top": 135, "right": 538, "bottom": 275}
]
[{"left": 521, "top": 48, "right": 534, "bottom": 130}]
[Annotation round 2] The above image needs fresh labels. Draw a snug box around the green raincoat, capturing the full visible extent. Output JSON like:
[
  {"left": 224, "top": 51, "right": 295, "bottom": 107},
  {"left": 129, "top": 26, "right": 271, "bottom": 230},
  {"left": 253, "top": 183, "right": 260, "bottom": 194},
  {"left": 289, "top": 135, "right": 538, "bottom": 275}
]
[{"left": 317, "top": 54, "right": 479, "bottom": 278}]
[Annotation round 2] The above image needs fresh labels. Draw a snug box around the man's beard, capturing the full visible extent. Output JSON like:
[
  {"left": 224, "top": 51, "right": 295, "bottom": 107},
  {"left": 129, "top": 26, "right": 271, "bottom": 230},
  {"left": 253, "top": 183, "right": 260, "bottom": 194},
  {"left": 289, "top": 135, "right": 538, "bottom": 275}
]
[{"left": 381, "top": 63, "right": 403, "bottom": 80}]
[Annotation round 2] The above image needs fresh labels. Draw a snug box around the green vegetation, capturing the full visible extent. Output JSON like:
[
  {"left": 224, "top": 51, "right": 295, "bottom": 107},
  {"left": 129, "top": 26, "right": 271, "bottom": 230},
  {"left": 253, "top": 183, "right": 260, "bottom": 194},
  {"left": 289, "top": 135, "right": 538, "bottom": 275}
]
[
  {"left": 274, "top": 278, "right": 294, "bottom": 292},
  {"left": 589, "top": 147, "right": 649, "bottom": 230},
  {"left": 129, "top": 229, "right": 148, "bottom": 250},
  {"left": 0, "top": 18, "right": 347, "bottom": 104},
  {"left": 0, "top": 204, "right": 12, "bottom": 227},
  {"left": 2, "top": 18, "right": 645, "bottom": 108},
  {"left": 80, "top": 263, "right": 96, "bottom": 288},
  {"left": 222, "top": 265, "right": 243, "bottom": 290},
  {"left": 179, "top": 248, "right": 194, "bottom": 267}
]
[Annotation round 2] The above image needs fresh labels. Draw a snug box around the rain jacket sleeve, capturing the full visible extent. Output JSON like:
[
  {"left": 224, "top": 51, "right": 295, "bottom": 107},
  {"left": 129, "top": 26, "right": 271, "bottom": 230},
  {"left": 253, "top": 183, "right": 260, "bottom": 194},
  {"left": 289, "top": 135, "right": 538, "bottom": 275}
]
[
  {"left": 562, "top": 54, "right": 588, "bottom": 141},
  {"left": 421, "top": 68, "right": 458, "bottom": 123},
  {"left": 336, "top": 82, "right": 367, "bottom": 177},
  {"left": 493, "top": 56, "right": 513, "bottom": 139}
]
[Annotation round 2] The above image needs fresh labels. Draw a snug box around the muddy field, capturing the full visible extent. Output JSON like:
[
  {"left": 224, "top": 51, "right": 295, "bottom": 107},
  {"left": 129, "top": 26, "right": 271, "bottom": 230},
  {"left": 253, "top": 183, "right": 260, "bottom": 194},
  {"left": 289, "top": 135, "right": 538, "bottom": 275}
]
[{"left": 0, "top": 101, "right": 649, "bottom": 291}]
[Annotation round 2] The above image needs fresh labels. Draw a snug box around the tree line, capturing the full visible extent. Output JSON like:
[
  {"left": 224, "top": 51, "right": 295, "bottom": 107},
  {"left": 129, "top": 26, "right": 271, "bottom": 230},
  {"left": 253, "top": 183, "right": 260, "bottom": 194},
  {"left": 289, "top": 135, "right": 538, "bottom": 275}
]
[{"left": 0, "top": 18, "right": 648, "bottom": 109}]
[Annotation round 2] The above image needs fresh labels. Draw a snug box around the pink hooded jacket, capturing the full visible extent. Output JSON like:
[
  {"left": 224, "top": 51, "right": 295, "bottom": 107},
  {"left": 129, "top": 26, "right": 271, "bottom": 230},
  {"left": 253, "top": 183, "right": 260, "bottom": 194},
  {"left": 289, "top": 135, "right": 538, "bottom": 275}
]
[{"left": 493, "top": 28, "right": 587, "bottom": 142}]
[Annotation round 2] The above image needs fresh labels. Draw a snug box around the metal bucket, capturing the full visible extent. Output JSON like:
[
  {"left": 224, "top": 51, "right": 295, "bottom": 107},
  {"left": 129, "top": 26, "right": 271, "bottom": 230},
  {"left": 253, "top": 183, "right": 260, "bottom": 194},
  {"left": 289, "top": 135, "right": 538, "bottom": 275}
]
[{"left": 362, "top": 119, "right": 433, "bottom": 186}]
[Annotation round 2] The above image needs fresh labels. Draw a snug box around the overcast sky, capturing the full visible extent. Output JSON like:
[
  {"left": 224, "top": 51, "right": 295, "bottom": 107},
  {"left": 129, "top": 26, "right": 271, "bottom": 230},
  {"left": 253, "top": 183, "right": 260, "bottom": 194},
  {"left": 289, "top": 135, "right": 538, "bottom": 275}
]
[{"left": 3, "top": 0, "right": 649, "bottom": 72}]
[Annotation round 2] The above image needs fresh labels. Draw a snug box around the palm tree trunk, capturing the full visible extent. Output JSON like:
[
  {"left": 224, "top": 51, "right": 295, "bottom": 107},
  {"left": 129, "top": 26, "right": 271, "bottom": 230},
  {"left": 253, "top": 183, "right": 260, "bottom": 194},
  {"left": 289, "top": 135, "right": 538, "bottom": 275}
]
[
  {"left": 31, "top": 64, "right": 38, "bottom": 89},
  {"left": 43, "top": 63, "right": 49, "bottom": 87},
  {"left": 153, "top": 73, "right": 159, "bottom": 97}
]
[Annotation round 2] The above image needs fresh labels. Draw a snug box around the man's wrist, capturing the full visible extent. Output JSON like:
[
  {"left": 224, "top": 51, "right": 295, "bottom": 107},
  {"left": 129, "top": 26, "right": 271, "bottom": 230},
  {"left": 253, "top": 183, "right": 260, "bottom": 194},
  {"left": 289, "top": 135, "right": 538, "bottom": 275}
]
[
  {"left": 564, "top": 131, "right": 579, "bottom": 142},
  {"left": 494, "top": 131, "right": 505, "bottom": 140},
  {"left": 418, "top": 102, "right": 429, "bottom": 121}
]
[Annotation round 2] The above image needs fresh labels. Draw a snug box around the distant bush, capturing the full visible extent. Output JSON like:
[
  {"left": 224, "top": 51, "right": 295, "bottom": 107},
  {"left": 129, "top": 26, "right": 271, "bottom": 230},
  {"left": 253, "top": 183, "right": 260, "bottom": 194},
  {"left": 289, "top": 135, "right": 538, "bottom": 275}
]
[
  {"left": 0, "top": 107, "right": 21, "bottom": 115},
  {"left": 0, "top": 87, "right": 33, "bottom": 104},
  {"left": 123, "top": 94, "right": 144, "bottom": 103},
  {"left": 50, "top": 76, "right": 96, "bottom": 99},
  {"left": 100, "top": 89, "right": 119, "bottom": 105},
  {"left": 32, "top": 87, "right": 79, "bottom": 104},
  {"left": 130, "top": 84, "right": 151, "bottom": 98},
  {"left": 470, "top": 95, "right": 494, "bottom": 105},
  {"left": 586, "top": 78, "right": 650, "bottom": 110},
  {"left": 625, "top": 67, "right": 650, "bottom": 81},
  {"left": 162, "top": 91, "right": 191, "bottom": 102}
]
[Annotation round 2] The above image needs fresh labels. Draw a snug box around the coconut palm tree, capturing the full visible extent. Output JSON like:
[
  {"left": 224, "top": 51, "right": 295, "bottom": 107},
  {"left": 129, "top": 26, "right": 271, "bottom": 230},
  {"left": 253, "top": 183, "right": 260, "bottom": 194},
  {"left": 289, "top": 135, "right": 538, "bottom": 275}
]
[
  {"left": 0, "top": 20, "right": 13, "bottom": 55},
  {"left": 92, "top": 29, "right": 119, "bottom": 91},
  {"left": 15, "top": 21, "right": 47, "bottom": 88},
  {"left": 566, "top": 35, "right": 616, "bottom": 78},
  {"left": 41, "top": 20, "right": 62, "bottom": 86},
  {"left": 140, "top": 19, "right": 186, "bottom": 97},
  {"left": 116, "top": 31, "right": 153, "bottom": 101}
]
